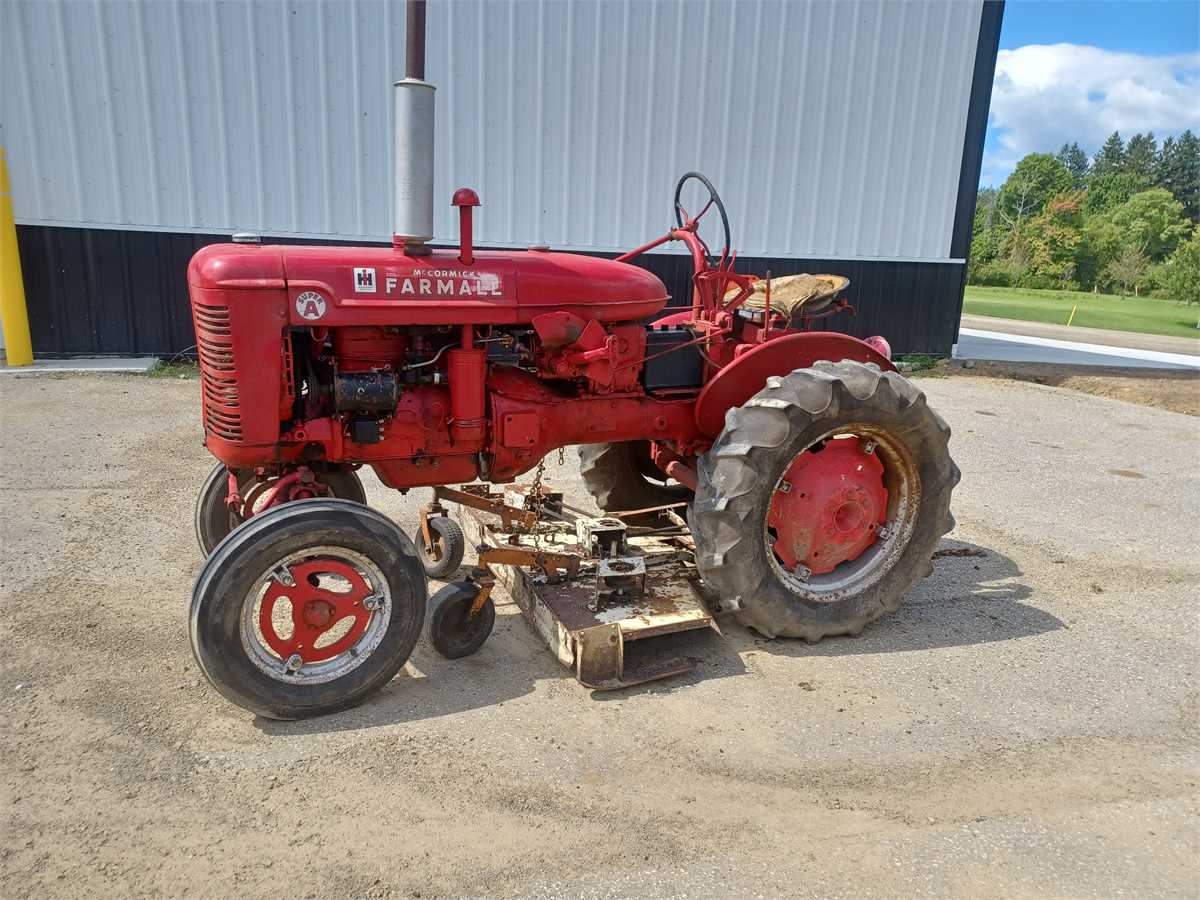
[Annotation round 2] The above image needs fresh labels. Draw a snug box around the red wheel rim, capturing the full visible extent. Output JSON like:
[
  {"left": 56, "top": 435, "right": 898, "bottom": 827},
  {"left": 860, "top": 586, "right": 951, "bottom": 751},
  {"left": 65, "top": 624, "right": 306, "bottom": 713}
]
[
  {"left": 767, "top": 437, "right": 888, "bottom": 577},
  {"left": 259, "top": 558, "right": 375, "bottom": 663}
]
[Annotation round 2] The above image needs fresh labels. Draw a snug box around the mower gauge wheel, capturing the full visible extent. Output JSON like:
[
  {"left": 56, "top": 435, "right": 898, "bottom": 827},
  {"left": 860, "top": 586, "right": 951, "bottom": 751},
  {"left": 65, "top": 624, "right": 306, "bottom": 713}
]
[
  {"left": 416, "top": 516, "right": 466, "bottom": 578},
  {"left": 190, "top": 499, "right": 427, "bottom": 719},
  {"left": 426, "top": 582, "right": 496, "bottom": 660},
  {"left": 673, "top": 171, "right": 731, "bottom": 264}
]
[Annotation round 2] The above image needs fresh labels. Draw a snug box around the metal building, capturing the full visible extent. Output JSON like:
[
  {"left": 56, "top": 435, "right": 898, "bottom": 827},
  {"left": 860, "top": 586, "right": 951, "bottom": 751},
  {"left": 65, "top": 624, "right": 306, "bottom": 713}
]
[{"left": 0, "top": 0, "right": 1002, "bottom": 357}]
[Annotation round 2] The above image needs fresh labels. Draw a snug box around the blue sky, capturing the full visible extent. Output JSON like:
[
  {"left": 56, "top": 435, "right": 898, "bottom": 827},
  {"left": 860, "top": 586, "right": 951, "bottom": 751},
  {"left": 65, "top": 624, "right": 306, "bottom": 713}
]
[{"left": 981, "top": 0, "right": 1200, "bottom": 187}]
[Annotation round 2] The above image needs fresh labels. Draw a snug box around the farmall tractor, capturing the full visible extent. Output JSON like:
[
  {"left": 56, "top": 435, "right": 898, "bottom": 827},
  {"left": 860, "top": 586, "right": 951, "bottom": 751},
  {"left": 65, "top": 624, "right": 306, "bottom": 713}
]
[{"left": 187, "top": 7, "right": 958, "bottom": 719}]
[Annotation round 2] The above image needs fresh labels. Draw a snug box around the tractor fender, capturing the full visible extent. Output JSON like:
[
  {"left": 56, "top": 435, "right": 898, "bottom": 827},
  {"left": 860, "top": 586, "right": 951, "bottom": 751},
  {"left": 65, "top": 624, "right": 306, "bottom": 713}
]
[{"left": 693, "top": 332, "right": 896, "bottom": 436}]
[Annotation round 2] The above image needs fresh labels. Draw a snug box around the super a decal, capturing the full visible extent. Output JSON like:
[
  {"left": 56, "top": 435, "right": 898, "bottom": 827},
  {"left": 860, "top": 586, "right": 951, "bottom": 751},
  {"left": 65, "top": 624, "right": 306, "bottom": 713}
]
[
  {"left": 295, "top": 291, "right": 328, "bottom": 320},
  {"left": 350, "top": 267, "right": 505, "bottom": 298}
]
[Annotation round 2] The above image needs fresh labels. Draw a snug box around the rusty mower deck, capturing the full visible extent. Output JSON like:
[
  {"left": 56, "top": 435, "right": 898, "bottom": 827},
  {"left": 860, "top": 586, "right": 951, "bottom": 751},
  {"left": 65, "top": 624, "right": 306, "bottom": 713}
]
[{"left": 449, "top": 486, "right": 717, "bottom": 689}]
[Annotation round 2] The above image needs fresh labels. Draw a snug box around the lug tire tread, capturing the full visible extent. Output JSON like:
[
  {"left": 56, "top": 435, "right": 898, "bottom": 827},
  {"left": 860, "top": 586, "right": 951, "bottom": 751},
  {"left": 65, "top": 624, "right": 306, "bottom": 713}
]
[
  {"left": 692, "top": 361, "right": 959, "bottom": 641},
  {"left": 578, "top": 441, "right": 692, "bottom": 512}
]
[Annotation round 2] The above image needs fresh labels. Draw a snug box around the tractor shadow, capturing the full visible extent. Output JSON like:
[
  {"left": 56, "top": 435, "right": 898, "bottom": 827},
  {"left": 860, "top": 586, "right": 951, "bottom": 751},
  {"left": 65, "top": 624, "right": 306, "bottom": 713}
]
[
  {"left": 745, "top": 537, "right": 1061, "bottom": 660},
  {"left": 252, "top": 593, "right": 553, "bottom": 736},
  {"left": 256, "top": 539, "right": 1046, "bottom": 733},
  {"left": 255, "top": 571, "right": 748, "bottom": 735}
]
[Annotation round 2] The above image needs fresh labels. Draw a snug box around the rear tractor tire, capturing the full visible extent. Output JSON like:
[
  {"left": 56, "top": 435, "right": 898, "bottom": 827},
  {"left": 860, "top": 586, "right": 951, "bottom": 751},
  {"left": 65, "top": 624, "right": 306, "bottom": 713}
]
[
  {"left": 190, "top": 499, "right": 427, "bottom": 719},
  {"left": 578, "top": 440, "right": 692, "bottom": 513},
  {"left": 194, "top": 462, "right": 368, "bottom": 557},
  {"left": 691, "top": 360, "right": 959, "bottom": 642}
]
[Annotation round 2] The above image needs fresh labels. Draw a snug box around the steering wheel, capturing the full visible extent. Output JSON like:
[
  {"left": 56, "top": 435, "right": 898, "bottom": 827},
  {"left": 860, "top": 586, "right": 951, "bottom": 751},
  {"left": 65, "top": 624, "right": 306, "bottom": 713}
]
[{"left": 673, "top": 171, "right": 731, "bottom": 264}]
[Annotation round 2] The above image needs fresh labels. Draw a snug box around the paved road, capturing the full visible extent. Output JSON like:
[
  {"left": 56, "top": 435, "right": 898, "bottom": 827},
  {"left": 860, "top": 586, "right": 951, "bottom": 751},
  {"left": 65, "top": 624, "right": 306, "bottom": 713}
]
[
  {"left": 955, "top": 330, "right": 1199, "bottom": 369},
  {"left": 956, "top": 314, "right": 1200, "bottom": 370},
  {"left": 2, "top": 373, "right": 1197, "bottom": 898},
  {"left": 960, "top": 314, "right": 1200, "bottom": 356}
]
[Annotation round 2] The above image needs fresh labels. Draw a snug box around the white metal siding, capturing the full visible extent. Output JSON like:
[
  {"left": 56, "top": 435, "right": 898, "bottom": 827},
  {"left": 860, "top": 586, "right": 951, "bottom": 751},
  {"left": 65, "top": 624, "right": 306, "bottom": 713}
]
[{"left": 1, "top": 0, "right": 982, "bottom": 261}]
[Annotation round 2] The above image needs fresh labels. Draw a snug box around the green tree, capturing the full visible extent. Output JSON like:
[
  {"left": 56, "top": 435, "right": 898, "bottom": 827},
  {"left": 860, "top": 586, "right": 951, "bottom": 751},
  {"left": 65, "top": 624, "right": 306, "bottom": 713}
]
[
  {"left": 972, "top": 187, "right": 998, "bottom": 236},
  {"left": 1092, "top": 131, "right": 1126, "bottom": 177},
  {"left": 1023, "top": 191, "right": 1085, "bottom": 287},
  {"left": 1158, "top": 130, "right": 1200, "bottom": 222},
  {"left": 1124, "top": 132, "right": 1158, "bottom": 181},
  {"left": 1107, "top": 188, "right": 1191, "bottom": 260},
  {"left": 1056, "top": 142, "right": 1090, "bottom": 188},
  {"left": 1084, "top": 171, "right": 1151, "bottom": 216},
  {"left": 996, "top": 153, "right": 1073, "bottom": 228},
  {"left": 1162, "top": 226, "right": 1200, "bottom": 305},
  {"left": 1103, "top": 244, "right": 1150, "bottom": 296}
]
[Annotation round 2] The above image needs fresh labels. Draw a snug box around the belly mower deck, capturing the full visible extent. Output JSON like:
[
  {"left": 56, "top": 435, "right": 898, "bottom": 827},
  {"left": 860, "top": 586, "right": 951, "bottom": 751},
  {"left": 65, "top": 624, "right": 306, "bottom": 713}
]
[{"left": 447, "top": 485, "right": 717, "bottom": 690}]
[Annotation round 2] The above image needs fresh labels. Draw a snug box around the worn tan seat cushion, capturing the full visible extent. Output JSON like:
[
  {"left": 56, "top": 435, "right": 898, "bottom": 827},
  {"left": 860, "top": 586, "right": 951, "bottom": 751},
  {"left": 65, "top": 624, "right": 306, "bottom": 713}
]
[{"left": 725, "top": 273, "right": 850, "bottom": 316}]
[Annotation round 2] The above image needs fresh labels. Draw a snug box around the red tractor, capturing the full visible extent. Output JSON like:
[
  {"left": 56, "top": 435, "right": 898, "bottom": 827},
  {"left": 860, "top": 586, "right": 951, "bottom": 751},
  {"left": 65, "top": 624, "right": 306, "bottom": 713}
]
[
  {"left": 187, "top": 29, "right": 957, "bottom": 718},
  {"left": 188, "top": 170, "right": 958, "bottom": 719}
]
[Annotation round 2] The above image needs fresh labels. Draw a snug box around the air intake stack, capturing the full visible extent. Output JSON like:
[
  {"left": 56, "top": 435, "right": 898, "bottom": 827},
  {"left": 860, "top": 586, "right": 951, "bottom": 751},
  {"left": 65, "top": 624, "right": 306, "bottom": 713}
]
[{"left": 393, "top": 0, "right": 435, "bottom": 254}]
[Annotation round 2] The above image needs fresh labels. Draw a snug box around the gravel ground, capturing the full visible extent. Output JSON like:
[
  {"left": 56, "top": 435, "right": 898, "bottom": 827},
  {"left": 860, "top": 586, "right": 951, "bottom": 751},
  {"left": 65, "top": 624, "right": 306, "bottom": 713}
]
[{"left": 1, "top": 372, "right": 1197, "bottom": 898}]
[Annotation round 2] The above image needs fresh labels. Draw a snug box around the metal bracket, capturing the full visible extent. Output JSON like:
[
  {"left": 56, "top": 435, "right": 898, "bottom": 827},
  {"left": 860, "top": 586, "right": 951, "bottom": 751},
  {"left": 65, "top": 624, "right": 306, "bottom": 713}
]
[
  {"left": 431, "top": 484, "right": 538, "bottom": 531},
  {"left": 476, "top": 544, "right": 581, "bottom": 583}
]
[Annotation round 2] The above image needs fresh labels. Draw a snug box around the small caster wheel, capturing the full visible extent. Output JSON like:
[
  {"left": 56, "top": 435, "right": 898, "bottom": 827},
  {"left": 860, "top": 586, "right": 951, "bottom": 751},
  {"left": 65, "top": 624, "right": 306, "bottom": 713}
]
[
  {"left": 416, "top": 515, "right": 465, "bottom": 578},
  {"left": 426, "top": 582, "right": 495, "bottom": 659}
]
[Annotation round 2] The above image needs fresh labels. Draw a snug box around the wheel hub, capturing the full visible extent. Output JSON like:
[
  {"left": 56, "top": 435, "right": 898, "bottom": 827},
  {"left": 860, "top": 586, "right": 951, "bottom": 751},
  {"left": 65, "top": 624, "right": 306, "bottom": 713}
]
[
  {"left": 259, "top": 558, "right": 376, "bottom": 666},
  {"left": 768, "top": 437, "right": 888, "bottom": 576}
]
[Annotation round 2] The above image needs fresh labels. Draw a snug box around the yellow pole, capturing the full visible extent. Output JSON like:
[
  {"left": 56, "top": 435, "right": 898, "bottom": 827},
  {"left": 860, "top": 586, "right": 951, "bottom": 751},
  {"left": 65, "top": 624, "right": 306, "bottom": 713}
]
[
  {"left": 1066, "top": 304, "right": 1078, "bottom": 328},
  {"left": 0, "top": 147, "right": 34, "bottom": 366}
]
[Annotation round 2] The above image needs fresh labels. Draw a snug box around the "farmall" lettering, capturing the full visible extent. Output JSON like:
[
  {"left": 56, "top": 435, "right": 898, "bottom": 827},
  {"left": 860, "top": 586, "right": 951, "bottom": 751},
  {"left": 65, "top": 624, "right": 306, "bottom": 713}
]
[{"left": 381, "top": 269, "right": 504, "bottom": 298}]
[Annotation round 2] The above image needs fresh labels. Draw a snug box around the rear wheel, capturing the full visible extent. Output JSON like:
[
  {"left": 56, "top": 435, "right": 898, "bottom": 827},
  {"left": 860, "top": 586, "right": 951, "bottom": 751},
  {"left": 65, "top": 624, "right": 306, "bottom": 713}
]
[
  {"left": 691, "top": 361, "right": 958, "bottom": 641},
  {"left": 578, "top": 440, "right": 692, "bottom": 512},
  {"left": 194, "top": 462, "right": 368, "bottom": 557},
  {"left": 189, "top": 499, "right": 427, "bottom": 719}
]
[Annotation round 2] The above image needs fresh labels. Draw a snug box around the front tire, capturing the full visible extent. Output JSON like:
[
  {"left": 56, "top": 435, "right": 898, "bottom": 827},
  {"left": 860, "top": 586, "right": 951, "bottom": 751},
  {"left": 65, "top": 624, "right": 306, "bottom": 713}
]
[
  {"left": 194, "top": 462, "right": 369, "bottom": 557},
  {"left": 691, "top": 361, "right": 958, "bottom": 641},
  {"left": 190, "top": 499, "right": 427, "bottom": 719}
]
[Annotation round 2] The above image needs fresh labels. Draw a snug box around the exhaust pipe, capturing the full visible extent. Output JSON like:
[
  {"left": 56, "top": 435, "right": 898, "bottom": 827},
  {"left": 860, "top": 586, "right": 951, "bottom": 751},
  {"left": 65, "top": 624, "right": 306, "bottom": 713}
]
[{"left": 393, "top": 0, "right": 434, "bottom": 253}]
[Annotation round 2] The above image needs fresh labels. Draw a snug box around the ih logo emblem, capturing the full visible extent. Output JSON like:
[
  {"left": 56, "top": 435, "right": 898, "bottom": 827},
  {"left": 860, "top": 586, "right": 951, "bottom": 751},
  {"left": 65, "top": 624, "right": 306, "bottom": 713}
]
[
  {"left": 295, "top": 291, "right": 327, "bottom": 321},
  {"left": 353, "top": 267, "right": 376, "bottom": 293}
]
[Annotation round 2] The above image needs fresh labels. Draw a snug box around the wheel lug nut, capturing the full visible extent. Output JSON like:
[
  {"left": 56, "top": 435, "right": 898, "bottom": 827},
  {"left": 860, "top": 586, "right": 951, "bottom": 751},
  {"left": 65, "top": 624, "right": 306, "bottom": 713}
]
[
  {"left": 272, "top": 566, "right": 295, "bottom": 587},
  {"left": 362, "top": 594, "right": 385, "bottom": 611},
  {"left": 284, "top": 654, "right": 304, "bottom": 673}
]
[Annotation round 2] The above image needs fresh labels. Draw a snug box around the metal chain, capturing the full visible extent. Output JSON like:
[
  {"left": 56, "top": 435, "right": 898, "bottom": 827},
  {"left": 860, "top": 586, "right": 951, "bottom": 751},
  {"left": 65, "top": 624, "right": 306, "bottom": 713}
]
[
  {"left": 526, "top": 457, "right": 547, "bottom": 546},
  {"left": 528, "top": 456, "right": 546, "bottom": 509}
]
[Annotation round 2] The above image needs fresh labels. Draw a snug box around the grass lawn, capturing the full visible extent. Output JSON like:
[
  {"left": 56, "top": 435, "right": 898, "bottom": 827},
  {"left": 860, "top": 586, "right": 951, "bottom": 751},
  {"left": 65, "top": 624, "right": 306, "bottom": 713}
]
[{"left": 963, "top": 286, "right": 1200, "bottom": 341}]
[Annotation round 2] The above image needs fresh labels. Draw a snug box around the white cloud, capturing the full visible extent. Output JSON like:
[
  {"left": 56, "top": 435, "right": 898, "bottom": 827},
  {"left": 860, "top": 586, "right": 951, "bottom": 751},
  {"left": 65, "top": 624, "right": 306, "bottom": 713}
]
[{"left": 981, "top": 43, "right": 1200, "bottom": 186}]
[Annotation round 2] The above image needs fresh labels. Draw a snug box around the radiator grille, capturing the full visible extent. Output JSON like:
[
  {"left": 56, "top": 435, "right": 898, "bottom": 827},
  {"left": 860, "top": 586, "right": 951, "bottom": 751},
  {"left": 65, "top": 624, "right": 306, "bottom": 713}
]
[{"left": 192, "top": 301, "right": 243, "bottom": 442}]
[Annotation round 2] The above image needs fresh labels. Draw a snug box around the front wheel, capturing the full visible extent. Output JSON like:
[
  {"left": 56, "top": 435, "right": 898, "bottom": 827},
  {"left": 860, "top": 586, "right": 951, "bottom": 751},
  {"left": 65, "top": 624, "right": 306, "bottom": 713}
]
[
  {"left": 690, "top": 360, "right": 959, "bottom": 641},
  {"left": 194, "top": 462, "right": 369, "bottom": 557},
  {"left": 190, "top": 499, "right": 427, "bottom": 719}
]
